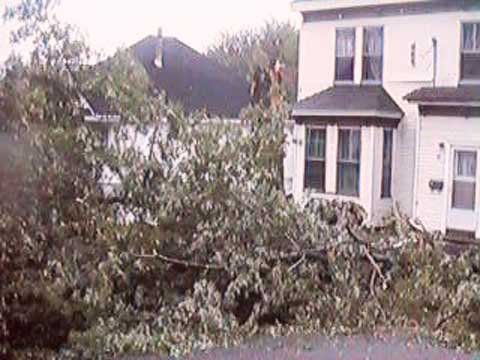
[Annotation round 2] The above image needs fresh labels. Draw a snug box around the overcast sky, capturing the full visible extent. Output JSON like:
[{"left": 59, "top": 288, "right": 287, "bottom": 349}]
[{"left": 0, "top": 0, "right": 300, "bottom": 63}]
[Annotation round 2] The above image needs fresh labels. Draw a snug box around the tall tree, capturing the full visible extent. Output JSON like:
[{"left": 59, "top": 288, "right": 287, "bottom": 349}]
[{"left": 207, "top": 21, "right": 299, "bottom": 104}]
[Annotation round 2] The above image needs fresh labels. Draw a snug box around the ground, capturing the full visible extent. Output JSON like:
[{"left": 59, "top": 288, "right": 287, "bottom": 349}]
[{"left": 124, "top": 334, "right": 478, "bottom": 360}]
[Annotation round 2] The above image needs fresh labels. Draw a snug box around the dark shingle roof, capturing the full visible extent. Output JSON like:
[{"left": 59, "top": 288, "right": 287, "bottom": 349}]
[
  {"left": 132, "top": 36, "right": 249, "bottom": 118},
  {"left": 292, "top": 85, "right": 404, "bottom": 119},
  {"left": 86, "top": 36, "right": 250, "bottom": 118},
  {"left": 404, "top": 86, "right": 480, "bottom": 104}
]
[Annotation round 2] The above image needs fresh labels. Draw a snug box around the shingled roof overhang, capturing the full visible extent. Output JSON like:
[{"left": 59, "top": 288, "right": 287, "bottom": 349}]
[
  {"left": 292, "top": 85, "right": 404, "bottom": 127},
  {"left": 404, "top": 86, "right": 480, "bottom": 117}
]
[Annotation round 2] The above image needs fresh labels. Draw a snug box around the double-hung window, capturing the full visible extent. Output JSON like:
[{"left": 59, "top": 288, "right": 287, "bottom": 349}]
[
  {"left": 461, "top": 23, "right": 480, "bottom": 81},
  {"left": 335, "top": 28, "right": 355, "bottom": 82},
  {"left": 381, "top": 129, "right": 393, "bottom": 198},
  {"left": 362, "top": 27, "right": 384, "bottom": 83},
  {"left": 305, "top": 128, "right": 326, "bottom": 192},
  {"left": 337, "top": 128, "right": 361, "bottom": 197},
  {"left": 452, "top": 150, "right": 477, "bottom": 210}
]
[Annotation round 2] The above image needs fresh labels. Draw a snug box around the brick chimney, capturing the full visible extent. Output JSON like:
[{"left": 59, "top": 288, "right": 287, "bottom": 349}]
[{"left": 154, "top": 27, "right": 163, "bottom": 69}]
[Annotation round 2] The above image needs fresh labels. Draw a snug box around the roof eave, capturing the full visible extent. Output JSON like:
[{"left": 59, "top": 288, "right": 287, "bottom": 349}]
[
  {"left": 291, "top": 108, "right": 404, "bottom": 120},
  {"left": 405, "top": 100, "right": 480, "bottom": 107},
  {"left": 291, "top": 0, "right": 432, "bottom": 13}
]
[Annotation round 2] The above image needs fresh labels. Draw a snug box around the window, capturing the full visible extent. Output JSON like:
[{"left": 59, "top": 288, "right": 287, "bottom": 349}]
[
  {"left": 452, "top": 150, "right": 477, "bottom": 210},
  {"left": 337, "top": 128, "right": 361, "bottom": 196},
  {"left": 335, "top": 28, "right": 355, "bottom": 82},
  {"left": 305, "top": 128, "right": 326, "bottom": 192},
  {"left": 381, "top": 129, "right": 393, "bottom": 198},
  {"left": 362, "top": 27, "right": 384, "bottom": 83},
  {"left": 461, "top": 23, "right": 480, "bottom": 81}
]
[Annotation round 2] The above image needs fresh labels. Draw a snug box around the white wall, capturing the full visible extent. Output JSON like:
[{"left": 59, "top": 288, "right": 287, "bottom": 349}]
[
  {"left": 294, "top": 8, "right": 480, "bottom": 217},
  {"left": 416, "top": 115, "right": 480, "bottom": 237}
]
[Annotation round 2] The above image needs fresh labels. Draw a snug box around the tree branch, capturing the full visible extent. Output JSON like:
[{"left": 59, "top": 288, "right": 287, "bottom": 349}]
[{"left": 132, "top": 252, "right": 226, "bottom": 271}]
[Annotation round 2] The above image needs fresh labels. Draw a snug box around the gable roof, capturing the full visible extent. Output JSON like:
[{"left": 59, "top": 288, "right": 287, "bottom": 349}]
[
  {"left": 85, "top": 36, "right": 250, "bottom": 119},
  {"left": 404, "top": 86, "right": 480, "bottom": 105},
  {"left": 292, "top": 85, "right": 404, "bottom": 120}
]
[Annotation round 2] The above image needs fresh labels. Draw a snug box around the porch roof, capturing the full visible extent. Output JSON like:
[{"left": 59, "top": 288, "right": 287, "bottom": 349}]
[
  {"left": 292, "top": 85, "right": 404, "bottom": 120},
  {"left": 404, "top": 86, "right": 480, "bottom": 106}
]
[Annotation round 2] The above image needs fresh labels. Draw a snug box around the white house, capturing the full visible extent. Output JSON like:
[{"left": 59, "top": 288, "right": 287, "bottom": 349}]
[{"left": 289, "top": 0, "right": 480, "bottom": 239}]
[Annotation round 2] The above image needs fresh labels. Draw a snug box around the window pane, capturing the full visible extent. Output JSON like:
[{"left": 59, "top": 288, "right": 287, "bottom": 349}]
[
  {"left": 363, "top": 27, "right": 383, "bottom": 81},
  {"left": 338, "top": 163, "right": 360, "bottom": 196},
  {"left": 351, "top": 130, "right": 361, "bottom": 161},
  {"left": 476, "top": 24, "right": 480, "bottom": 50},
  {"left": 463, "top": 23, "right": 475, "bottom": 51},
  {"left": 381, "top": 130, "right": 393, "bottom": 198},
  {"left": 338, "top": 130, "right": 350, "bottom": 160},
  {"left": 305, "top": 128, "right": 326, "bottom": 192},
  {"left": 456, "top": 151, "right": 477, "bottom": 178},
  {"left": 452, "top": 181, "right": 476, "bottom": 210},
  {"left": 307, "top": 129, "right": 326, "bottom": 159},
  {"left": 461, "top": 53, "right": 480, "bottom": 80},
  {"left": 335, "top": 58, "right": 354, "bottom": 81},
  {"left": 364, "top": 27, "right": 383, "bottom": 56},
  {"left": 305, "top": 160, "right": 325, "bottom": 192},
  {"left": 338, "top": 129, "right": 361, "bottom": 196},
  {"left": 363, "top": 56, "right": 383, "bottom": 81},
  {"left": 336, "top": 28, "right": 355, "bottom": 57},
  {"left": 335, "top": 28, "right": 355, "bottom": 81}
]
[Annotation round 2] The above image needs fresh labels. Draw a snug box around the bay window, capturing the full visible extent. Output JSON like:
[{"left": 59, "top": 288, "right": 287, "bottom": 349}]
[
  {"left": 305, "top": 128, "right": 326, "bottom": 192},
  {"left": 337, "top": 128, "right": 361, "bottom": 196}
]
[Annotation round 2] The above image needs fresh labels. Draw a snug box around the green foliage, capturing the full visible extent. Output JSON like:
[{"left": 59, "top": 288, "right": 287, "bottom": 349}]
[{"left": 207, "top": 21, "right": 299, "bottom": 102}]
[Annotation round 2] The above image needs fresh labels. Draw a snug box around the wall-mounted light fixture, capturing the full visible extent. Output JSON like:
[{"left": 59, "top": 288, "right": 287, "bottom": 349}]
[{"left": 437, "top": 142, "right": 445, "bottom": 160}]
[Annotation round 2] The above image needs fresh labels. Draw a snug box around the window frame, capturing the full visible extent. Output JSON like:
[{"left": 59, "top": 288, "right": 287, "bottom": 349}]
[
  {"left": 381, "top": 128, "right": 394, "bottom": 199},
  {"left": 460, "top": 22, "right": 480, "bottom": 84},
  {"left": 334, "top": 27, "right": 356, "bottom": 84},
  {"left": 304, "top": 126, "right": 327, "bottom": 193},
  {"left": 362, "top": 26, "right": 384, "bottom": 85},
  {"left": 337, "top": 127, "right": 362, "bottom": 197},
  {"left": 452, "top": 150, "right": 477, "bottom": 210}
]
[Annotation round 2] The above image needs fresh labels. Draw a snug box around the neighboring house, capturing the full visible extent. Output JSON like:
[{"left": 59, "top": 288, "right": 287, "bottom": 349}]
[
  {"left": 78, "top": 31, "right": 252, "bottom": 195},
  {"left": 289, "top": 0, "right": 480, "bottom": 239}
]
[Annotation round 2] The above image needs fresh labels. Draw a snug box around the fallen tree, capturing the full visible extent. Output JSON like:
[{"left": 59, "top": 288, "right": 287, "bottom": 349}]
[{"left": 1, "top": 2, "right": 480, "bottom": 358}]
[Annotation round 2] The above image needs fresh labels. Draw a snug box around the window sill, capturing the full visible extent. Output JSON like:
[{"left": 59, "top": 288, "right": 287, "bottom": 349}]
[
  {"left": 459, "top": 79, "right": 480, "bottom": 85},
  {"left": 305, "top": 188, "right": 326, "bottom": 194},
  {"left": 334, "top": 80, "right": 355, "bottom": 86},
  {"left": 336, "top": 192, "right": 360, "bottom": 199},
  {"left": 361, "top": 80, "right": 382, "bottom": 86}
]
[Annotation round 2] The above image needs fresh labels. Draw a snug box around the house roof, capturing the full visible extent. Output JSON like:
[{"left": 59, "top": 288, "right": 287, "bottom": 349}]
[
  {"left": 133, "top": 36, "right": 250, "bottom": 118},
  {"left": 292, "top": 85, "right": 404, "bottom": 120},
  {"left": 404, "top": 86, "right": 480, "bottom": 105},
  {"left": 86, "top": 36, "right": 250, "bottom": 119}
]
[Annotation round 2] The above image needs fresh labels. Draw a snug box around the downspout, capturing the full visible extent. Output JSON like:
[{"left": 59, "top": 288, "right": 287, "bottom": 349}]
[
  {"left": 413, "top": 111, "right": 422, "bottom": 219},
  {"left": 432, "top": 37, "right": 438, "bottom": 88},
  {"left": 369, "top": 127, "right": 376, "bottom": 223}
]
